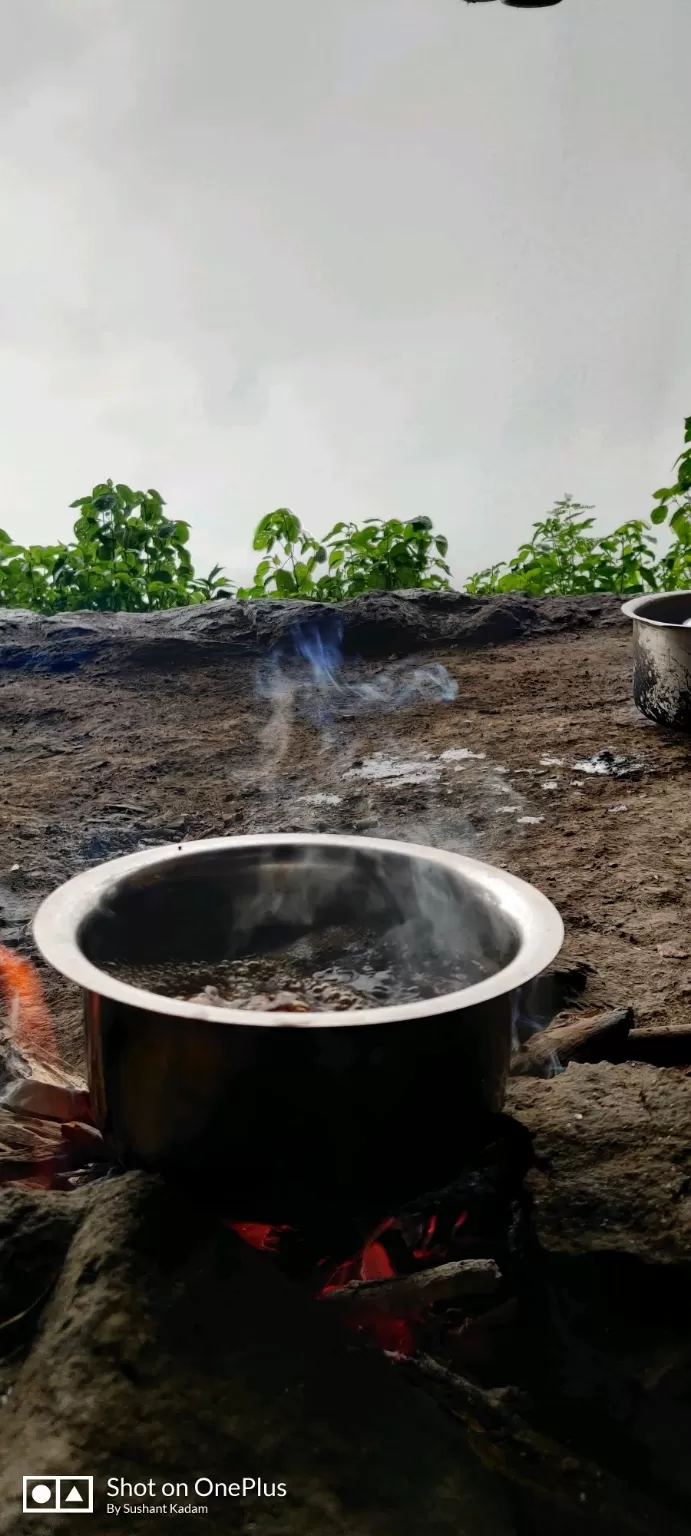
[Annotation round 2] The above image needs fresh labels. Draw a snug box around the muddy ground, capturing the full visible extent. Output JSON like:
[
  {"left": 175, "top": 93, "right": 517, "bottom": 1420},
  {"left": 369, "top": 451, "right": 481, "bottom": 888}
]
[
  {"left": 4, "top": 595, "right": 691, "bottom": 1536},
  {"left": 1, "top": 594, "right": 689, "bottom": 1067}
]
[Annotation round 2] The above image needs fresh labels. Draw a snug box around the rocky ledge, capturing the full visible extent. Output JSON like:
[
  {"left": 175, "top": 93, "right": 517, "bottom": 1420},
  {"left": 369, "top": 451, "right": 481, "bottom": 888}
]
[{"left": 0, "top": 591, "right": 628, "bottom": 673}]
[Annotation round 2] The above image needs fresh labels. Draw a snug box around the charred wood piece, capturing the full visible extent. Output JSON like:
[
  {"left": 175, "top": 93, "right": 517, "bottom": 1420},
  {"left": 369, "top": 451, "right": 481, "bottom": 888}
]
[
  {"left": 321, "top": 1259, "right": 501, "bottom": 1317},
  {"left": 511, "top": 1007, "right": 633, "bottom": 1077}
]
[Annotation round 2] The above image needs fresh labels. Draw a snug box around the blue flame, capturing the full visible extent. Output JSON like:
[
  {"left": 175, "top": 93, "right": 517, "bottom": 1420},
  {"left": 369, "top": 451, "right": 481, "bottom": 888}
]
[{"left": 291, "top": 615, "right": 345, "bottom": 689}]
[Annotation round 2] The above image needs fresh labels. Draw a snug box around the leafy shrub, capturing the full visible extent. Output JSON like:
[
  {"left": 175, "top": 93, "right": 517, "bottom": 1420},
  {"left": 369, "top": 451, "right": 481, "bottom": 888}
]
[
  {"left": 237, "top": 510, "right": 328, "bottom": 600},
  {"left": 0, "top": 481, "right": 233, "bottom": 612},
  {"left": 0, "top": 539, "right": 65, "bottom": 615},
  {"left": 465, "top": 416, "right": 691, "bottom": 598},
  {"left": 465, "top": 496, "right": 659, "bottom": 596},
  {"left": 646, "top": 415, "right": 691, "bottom": 590},
  {"left": 2, "top": 414, "right": 691, "bottom": 613},
  {"left": 238, "top": 511, "right": 451, "bottom": 599}
]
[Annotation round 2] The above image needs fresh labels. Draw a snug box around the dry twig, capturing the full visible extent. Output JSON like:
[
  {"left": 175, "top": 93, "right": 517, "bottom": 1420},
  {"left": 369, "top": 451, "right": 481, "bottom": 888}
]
[
  {"left": 321, "top": 1259, "right": 501, "bottom": 1317},
  {"left": 398, "top": 1353, "right": 689, "bottom": 1536}
]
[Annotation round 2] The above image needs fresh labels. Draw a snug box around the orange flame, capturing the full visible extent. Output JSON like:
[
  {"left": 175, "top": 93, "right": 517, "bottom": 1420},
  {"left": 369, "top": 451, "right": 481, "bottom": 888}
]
[{"left": 0, "top": 945, "right": 59, "bottom": 1065}]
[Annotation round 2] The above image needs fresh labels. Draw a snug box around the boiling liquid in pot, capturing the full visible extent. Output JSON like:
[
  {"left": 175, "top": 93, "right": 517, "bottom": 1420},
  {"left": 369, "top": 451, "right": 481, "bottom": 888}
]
[{"left": 103, "top": 923, "right": 491, "bottom": 1013}]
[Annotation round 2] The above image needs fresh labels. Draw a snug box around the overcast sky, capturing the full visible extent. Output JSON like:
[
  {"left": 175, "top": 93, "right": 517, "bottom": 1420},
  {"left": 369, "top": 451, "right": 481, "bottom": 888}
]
[{"left": 1, "top": 0, "right": 690, "bottom": 587}]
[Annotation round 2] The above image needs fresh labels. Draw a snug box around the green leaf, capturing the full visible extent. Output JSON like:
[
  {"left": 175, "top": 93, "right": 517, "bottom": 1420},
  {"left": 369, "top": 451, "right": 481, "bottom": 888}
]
[
  {"left": 649, "top": 506, "right": 668, "bottom": 525},
  {"left": 435, "top": 536, "right": 449, "bottom": 557},
  {"left": 349, "top": 528, "right": 377, "bottom": 550},
  {"left": 276, "top": 510, "right": 301, "bottom": 543},
  {"left": 252, "top": 515, "right": 276, "bottom": 550},
  {"left": 670, "top": 509, "right": 691, "bottom": 541},
  {"left": 272, "top": 568, "right": 297, "bottom": 594}
]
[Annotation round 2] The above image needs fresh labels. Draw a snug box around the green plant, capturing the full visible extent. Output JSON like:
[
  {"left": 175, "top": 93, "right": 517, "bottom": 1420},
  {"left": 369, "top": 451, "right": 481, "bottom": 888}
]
[
  {"left": 582, "top": 519, "right": 659, "bottom": 594},
  {"left": 646, "top": 416, "right": 691, "bottom": 590},
  {"left": 0, "top": 481, "right": 234, "bottom": 613},
  {"left": 319, "top": 516, "right": 451, "bottom": 596},
  {"left": 4, "top": 411, "right": 691, "bottom": 618},
  {"left": 465, "top": 497, "right": 596, "bottom": 595},
  {"left": 0, "top": 536, "right": 67, "bottom": 614},
  {"left": 239, "top": 511, "right": 451, "bottom": 600},
  {"left": 237, "top": 509, "right": 328, "bottom": 598},
  {"left": 466, "top": 496, "right": 658, "bottom": 597}
]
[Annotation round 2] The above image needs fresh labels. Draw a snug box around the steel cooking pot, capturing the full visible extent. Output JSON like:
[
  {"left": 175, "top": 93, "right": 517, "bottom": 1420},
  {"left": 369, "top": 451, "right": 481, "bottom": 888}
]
[
  {"left": 33, "top": 834, "right": 563, "bottom": 1208},
  {"left": 622, "top": 592, "right": 691, "bottom": 730}
]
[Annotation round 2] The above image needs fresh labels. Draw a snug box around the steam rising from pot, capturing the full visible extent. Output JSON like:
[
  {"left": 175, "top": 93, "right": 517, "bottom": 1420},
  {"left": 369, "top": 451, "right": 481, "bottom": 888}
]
[
  {"left": 232, "top": 617, "right": 507, "bottom": 1010},
  {"left": 95, "top": 837, "right": 515, "bottom": 1011},
  {"left": 227, "top": 838, "right": 509, "bottom": 988}
]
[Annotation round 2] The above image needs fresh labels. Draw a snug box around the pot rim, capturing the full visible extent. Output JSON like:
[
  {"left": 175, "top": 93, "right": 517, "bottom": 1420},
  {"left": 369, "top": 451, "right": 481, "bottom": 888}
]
[
  {"left": 621, "top": 592, "right": 691, "bottom": 628},
  {"left": 32, "top": 833, "right": 564, "bottom": 1030}
]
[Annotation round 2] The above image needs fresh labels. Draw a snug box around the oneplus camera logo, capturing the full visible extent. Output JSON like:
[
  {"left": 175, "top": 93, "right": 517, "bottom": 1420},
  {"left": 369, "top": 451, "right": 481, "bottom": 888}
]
[{"left": 23, "top": 1477, "right": 94, "bottom": 1514}]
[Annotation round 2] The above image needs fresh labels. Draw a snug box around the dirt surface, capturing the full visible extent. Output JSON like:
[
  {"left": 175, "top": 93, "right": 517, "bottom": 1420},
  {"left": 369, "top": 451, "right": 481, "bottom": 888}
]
[
  {"left": 5, "top": 595, "right": 691, "bottom": 1536},
  {"left": 0, "top": 593, "right": 689, "bottom": 1067},
  {"left": 507, "top": 1061, "right": 691, "bottom": 1265}
]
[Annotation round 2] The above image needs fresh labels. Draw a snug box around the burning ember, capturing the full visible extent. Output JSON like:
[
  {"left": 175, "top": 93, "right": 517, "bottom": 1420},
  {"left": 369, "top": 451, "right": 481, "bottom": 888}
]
[{"left": 223, "top": 1123, "right": 528, "bottom": 1358}]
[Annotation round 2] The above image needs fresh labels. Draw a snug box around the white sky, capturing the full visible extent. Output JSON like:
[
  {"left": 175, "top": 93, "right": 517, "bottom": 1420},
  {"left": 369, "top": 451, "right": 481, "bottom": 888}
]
[{"left": 1, "top": 0, "right": 690, "bottom": 588}]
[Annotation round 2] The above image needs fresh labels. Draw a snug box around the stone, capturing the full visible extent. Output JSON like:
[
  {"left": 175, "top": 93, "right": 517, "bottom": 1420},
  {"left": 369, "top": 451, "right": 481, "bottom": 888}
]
[
  {"left": 0, "top": 591, "right": 629, "bottom": 675},
  {"left": 0, "top": 1173, "right": 513, "bottom": 1536},
  {"left": 506, "top": 1063, "right": 691, "bottom": 1513}
]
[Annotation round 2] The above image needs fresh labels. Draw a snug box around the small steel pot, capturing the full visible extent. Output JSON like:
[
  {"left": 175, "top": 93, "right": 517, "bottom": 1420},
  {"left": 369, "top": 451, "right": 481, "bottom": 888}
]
[
  {"left": 33, "top": 834, "right": 563, "bottom": 1208},
  {"left": 622, "top": 592, "right": 691, "bottom": 730}
]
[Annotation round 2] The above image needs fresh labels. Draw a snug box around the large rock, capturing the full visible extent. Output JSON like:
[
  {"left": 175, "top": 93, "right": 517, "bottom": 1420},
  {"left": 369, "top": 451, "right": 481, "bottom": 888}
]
[
  {"left": 0, "top": 1173, "right": 513, "bottom": 1536},
  {"left": 506, "top": 1064, "right": 691, "bottom": 1514},
  {"left": 0, "top": 591, "right": 628, "bottom": 674}
]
